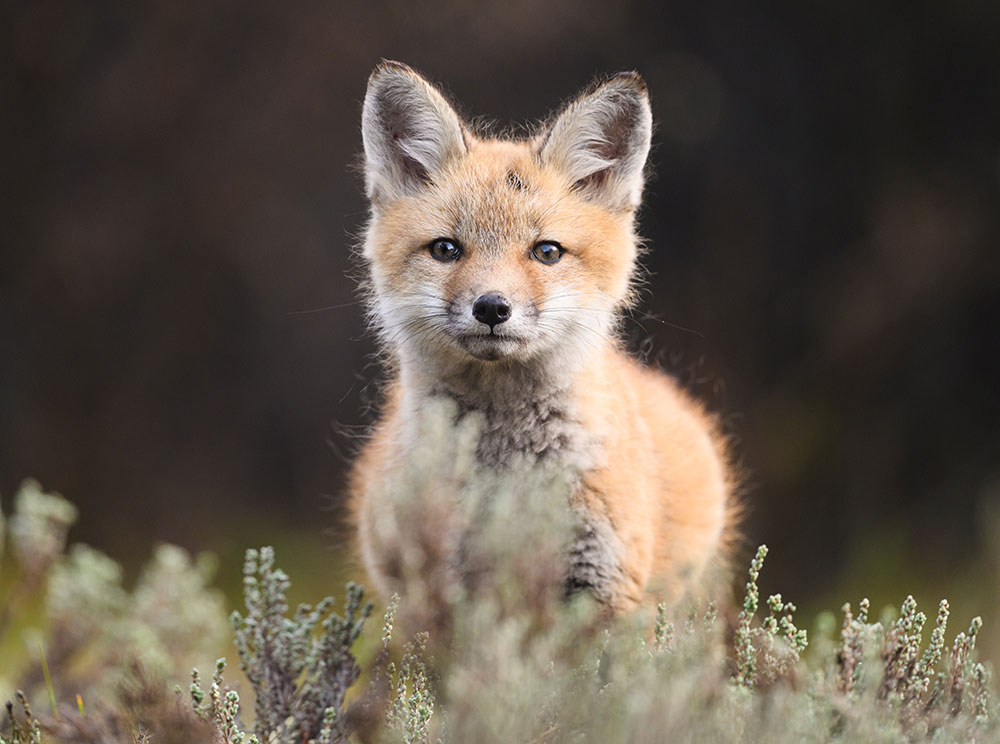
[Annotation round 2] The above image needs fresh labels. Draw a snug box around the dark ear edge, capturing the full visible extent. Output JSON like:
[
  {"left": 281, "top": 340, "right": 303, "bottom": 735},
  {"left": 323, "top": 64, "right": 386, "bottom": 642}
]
[{"left": 371, "top": 58, "right": 414, "bottom": 76}]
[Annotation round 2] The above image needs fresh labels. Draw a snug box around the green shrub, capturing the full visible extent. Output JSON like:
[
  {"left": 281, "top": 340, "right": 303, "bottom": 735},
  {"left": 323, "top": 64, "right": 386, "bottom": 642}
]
[
  {"left": 208, "top": 546, "right": 371, "bottom": 743},
  {"left": 0, "top": 481, "right": 225, "bottom": 743},
  {"left": 1, "top": 476, "right": 996, "bottom": 743}
]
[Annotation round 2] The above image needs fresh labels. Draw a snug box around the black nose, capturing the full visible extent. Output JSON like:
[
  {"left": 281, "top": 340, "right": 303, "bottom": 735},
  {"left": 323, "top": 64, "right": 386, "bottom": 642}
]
[{"left": 472, "top": 292, "right": 512, "bottom": 329}]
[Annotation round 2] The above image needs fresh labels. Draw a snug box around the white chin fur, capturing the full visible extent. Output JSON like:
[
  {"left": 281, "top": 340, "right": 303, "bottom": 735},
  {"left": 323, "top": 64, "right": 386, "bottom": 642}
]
[{"left": 373, "top": 287, "right": 615, "bottom": 373}]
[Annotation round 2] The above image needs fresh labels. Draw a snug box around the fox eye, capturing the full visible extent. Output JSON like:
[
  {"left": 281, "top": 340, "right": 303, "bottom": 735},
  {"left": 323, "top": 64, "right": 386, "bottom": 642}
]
[
  {"left": 429, "top": 238, "right": 461, "bottom": 262},
  {"left": 531, "top": 241, "right": 563, "bottom": 264}
]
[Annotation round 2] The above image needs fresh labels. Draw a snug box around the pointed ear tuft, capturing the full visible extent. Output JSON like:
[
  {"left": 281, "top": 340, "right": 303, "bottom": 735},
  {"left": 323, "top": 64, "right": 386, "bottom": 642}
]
[
  {"left": 536, "top": 73, "right": 652, "bottom": 210},
  {"left": 362, "top": 61, "right": 467, "bottom": 203}
]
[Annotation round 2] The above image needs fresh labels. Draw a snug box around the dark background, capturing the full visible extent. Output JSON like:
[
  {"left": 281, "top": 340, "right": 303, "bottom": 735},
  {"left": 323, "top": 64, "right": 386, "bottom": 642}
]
[{"left": 3, "top": 0, "right": 998, "bottom": 651}]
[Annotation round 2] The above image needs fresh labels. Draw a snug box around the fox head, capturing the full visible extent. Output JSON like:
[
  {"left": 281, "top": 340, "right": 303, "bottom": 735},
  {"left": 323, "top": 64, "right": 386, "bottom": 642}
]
[{"left": 360, "top": 61, "right": 652, "bottom": 382}]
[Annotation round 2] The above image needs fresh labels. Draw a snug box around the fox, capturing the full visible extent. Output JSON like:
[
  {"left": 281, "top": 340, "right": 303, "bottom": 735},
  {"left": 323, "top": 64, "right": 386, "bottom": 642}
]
[{"left": 348, "top": 61, "right": 737, "bottom": 617}]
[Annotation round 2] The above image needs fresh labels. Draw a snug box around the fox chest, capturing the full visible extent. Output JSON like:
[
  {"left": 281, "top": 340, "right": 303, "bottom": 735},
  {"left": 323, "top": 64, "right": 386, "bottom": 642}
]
[
  {"left": 456, "top": 394, "right": 593, "bottom": 470},
  {"left": 427, "top": 392, "right": 625, "bottom": 605}
]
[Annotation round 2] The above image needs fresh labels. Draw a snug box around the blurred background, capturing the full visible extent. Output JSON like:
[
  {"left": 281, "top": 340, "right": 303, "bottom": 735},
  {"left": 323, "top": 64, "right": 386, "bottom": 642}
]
[{"left": 2, "top": 1, "right": 998, "bottom": 655}]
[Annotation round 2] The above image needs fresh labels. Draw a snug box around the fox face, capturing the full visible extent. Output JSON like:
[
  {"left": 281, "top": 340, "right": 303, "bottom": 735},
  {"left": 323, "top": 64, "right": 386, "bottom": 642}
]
[{"left": 361, "top": 62, "right": 652, "bottom": 377}]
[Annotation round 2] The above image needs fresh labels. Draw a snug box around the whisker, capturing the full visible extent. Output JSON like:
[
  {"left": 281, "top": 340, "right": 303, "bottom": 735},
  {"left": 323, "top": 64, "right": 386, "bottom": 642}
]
[
  {"left": 287, "top": 299, "right": 364, "bottom": 315},
  {"left": 624, "top": 309, "right": 705, "bottom": 338}
]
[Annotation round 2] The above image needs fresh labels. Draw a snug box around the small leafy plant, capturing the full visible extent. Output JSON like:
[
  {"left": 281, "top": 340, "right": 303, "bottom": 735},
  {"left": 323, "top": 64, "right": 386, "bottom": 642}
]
[
  {"left": 188, "top": 546, "right": 372, "bottom": 744},
  {"left": 1, "top": 478, "right": 997, "bottom": 743}
]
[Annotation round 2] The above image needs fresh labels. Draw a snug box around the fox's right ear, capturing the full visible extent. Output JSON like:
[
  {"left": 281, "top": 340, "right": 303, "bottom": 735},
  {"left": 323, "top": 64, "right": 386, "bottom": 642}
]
[{"left": 362, "top": 61, "right": 467, "bottom": 204}]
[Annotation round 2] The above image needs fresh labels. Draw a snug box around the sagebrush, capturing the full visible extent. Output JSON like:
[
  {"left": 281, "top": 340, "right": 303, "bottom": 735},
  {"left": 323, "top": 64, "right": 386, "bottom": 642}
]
[{"left": 1, "top": 480, "right": 996, "bottom": 743}]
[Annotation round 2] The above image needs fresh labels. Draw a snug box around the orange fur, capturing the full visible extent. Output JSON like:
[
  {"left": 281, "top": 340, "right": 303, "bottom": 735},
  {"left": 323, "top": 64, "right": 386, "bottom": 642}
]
[{"left": 349, "top": 62, "right": 738, "bottom": 614}]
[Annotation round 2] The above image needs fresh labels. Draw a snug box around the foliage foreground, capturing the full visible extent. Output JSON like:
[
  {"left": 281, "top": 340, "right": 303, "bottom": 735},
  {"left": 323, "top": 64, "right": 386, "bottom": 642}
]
[{"left": 0, "top": 480, "right": 996, "bottom": 743}]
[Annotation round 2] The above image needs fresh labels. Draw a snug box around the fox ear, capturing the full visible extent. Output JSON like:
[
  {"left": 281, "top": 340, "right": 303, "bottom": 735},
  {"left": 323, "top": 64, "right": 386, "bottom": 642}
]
[
  {"left": 536, "top": 73, "right": 652, "bottom": 211},
  {"left": 362, "top": 61, "right": 467, "bottom": 203}
]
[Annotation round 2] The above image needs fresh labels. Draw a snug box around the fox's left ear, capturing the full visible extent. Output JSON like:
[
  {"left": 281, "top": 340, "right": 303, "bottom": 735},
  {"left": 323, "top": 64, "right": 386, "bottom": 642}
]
[{"left": 536, "top": 73, "right": 652, "bottom": 211}]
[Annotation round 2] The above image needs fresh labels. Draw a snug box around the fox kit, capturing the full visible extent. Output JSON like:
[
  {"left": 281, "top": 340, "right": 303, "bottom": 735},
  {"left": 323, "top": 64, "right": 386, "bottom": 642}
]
[{"left": 349, "top": 61, "right": 736, "bottom": 615}]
